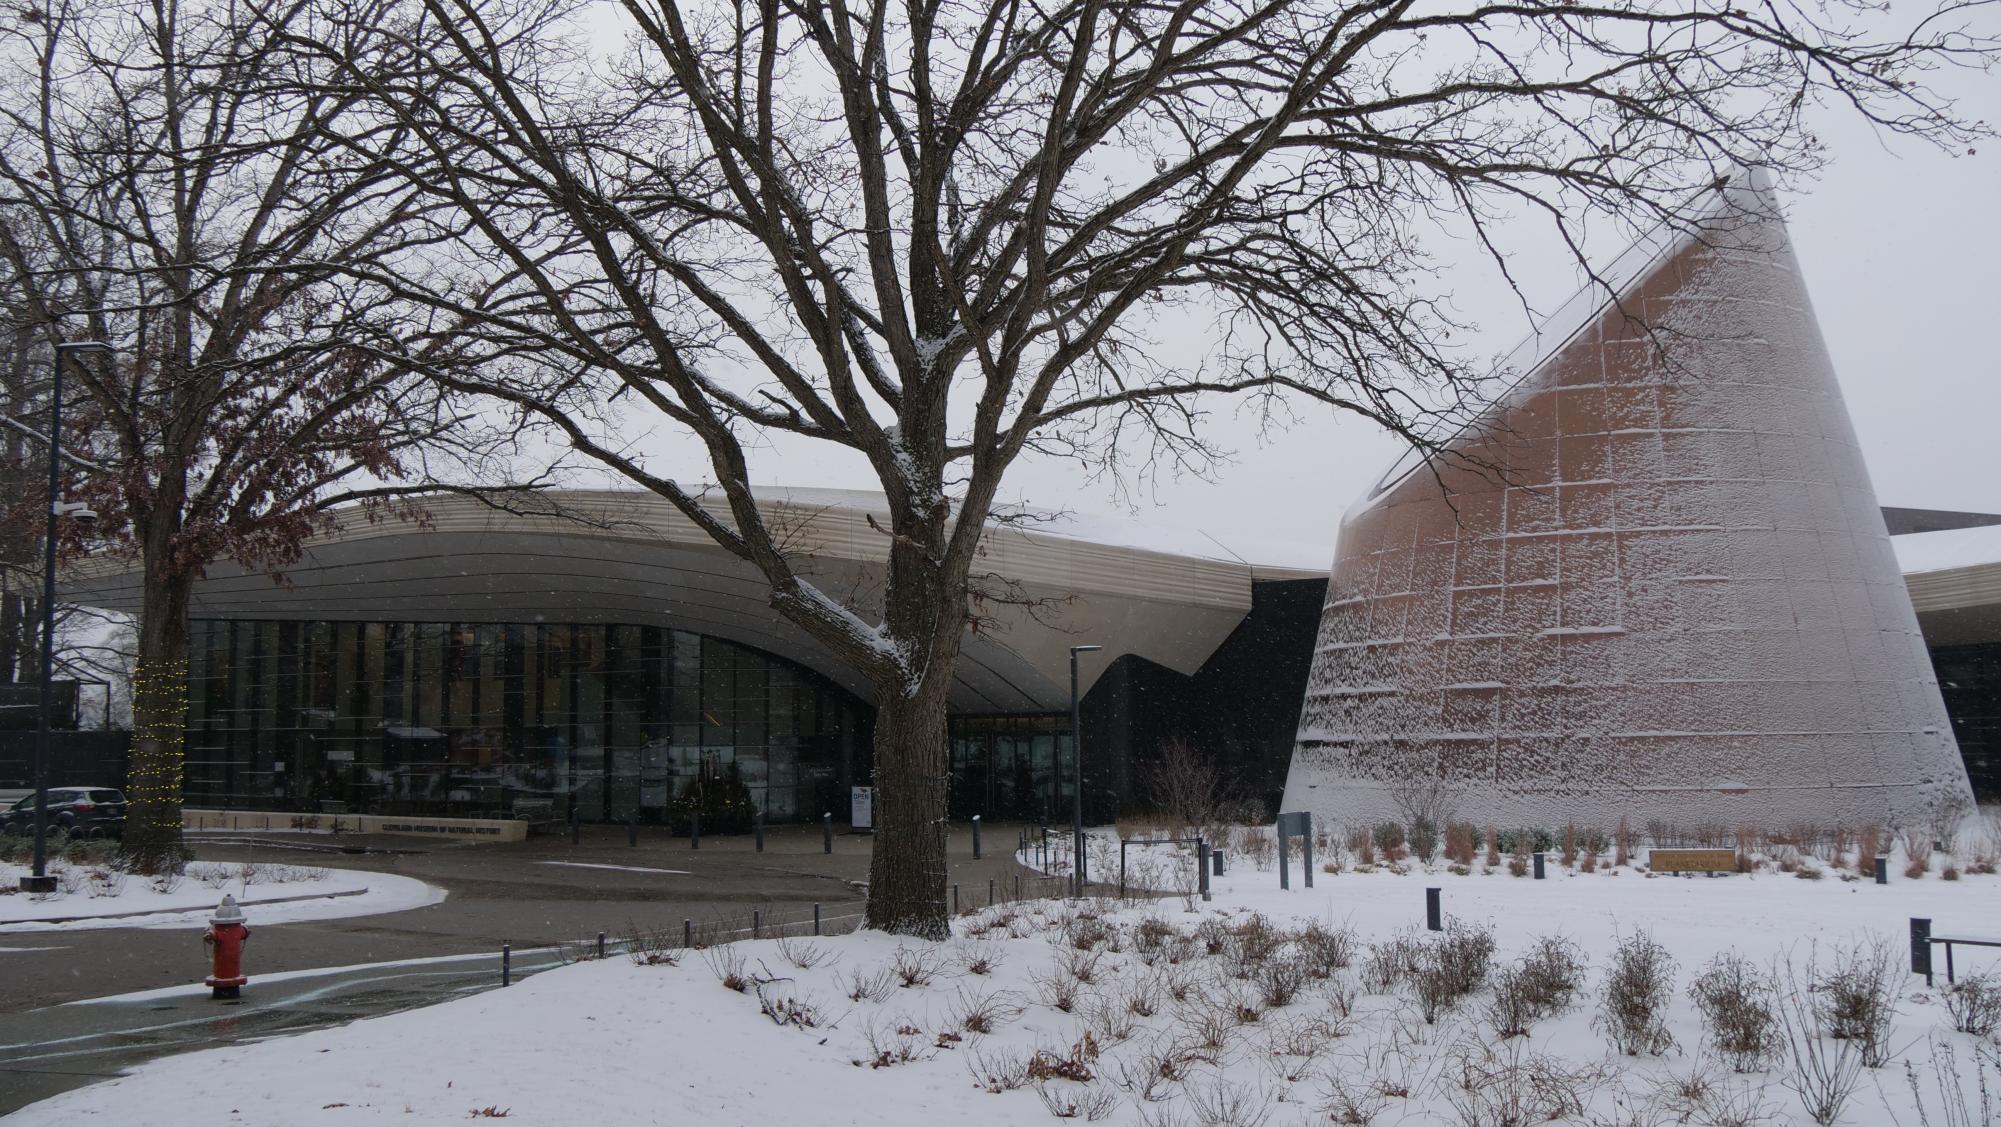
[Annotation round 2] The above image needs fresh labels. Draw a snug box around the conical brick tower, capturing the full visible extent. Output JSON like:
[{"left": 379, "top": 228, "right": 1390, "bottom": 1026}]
[{"left": 1283, "top": 173, "right": 1973, "bottom": 831}]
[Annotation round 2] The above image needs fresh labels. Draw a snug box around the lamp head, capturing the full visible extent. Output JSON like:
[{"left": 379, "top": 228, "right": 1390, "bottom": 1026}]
[
  {"left": 1071, "top": 644, "right": 1103, "bottom": 655},
  {"left": 54, "top": 340, "right": 111, "bottom": 355}
]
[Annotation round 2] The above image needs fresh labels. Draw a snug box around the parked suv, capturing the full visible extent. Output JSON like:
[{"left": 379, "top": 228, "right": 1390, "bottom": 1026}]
[{"left": 1, "top": 788, "right": 128, "bottom": 838}]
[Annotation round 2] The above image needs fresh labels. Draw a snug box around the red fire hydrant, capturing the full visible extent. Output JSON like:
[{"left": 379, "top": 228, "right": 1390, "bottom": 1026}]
[{"left": 202, "top": 894, "right": 251, "bottom": 1000}]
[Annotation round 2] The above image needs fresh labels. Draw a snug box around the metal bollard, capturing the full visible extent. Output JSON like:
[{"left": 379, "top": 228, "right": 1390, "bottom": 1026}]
[
  {"left": 569, "top": 808, "right": 581, "bottom": 845},
  {"left": 502, "top": 942, "right": 512, "bottom": 987},
  {"left": 627, "top": 815, "right": 638, "bottom": 847},
  {"left": 989, "top": 878, "right": 996, "bottom": 907},
  {"left": 1912, "top": 917, "right": 1934, "bottom": 986},
  {"left": 1198, "top": 839, "right": 1212, "bottom": 902},
  {"left": 1875, "top": 855, "right": 1889, "bottom": 885},
  {"left": 972, "top": 815, "right": 982, "bottom": 860},
  {"left": 1213, "top": 849, "right": 1226, "bottom": 876},
  {"left": 755, "top": 812, "right": 765, "bottom": 853},
  {"left": 823, "top": 813, "right": 833, "bottom": 853},
  {"left": 683, "top": 918, "right": 692, "bottom": 949},
  {"left": 596, "top": 931, "right": 606, "bottom": 959},
  {"left": 952, "top": 884, "right": 960, "bottom": 915},
  {"left": 1426, "top": 887, "right": 1442, "bottom": 932},
  {"left": 1533, "top": 852, "right": 1546, "bottom": 880},
  {"left": 691, "top": 811, "right": 701, "bottom": 850},
  {"left": 753, "top": 910, "right": 761, "bottom": 938},
  {"left": 813, "top": 902, "right": 822, "bottom": 935}
]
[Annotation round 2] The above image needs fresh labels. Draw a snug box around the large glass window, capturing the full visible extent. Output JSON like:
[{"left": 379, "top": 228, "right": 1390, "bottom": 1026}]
[
  {"left": 184, "top": 619, "right": 873, "bottom": 823},
  {"left": 948, "top": 715, "right": 1074, "bottom": 821}
]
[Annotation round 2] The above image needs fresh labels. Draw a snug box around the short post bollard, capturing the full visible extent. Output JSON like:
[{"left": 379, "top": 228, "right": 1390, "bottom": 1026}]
[
  {"left": 1213, "top": 849, "right": 1226, "bottom": 877},
  {"left": 1426, "top": 887, "right": 1442, "bottom": 932},
  {"left": 597, "top": 931, "right": 607, "bottom": 959},
  {"left": 569, "top": 807, "right": 581, "bottom": 845},
  {"left": 1912, "top": 917, "right": 1934, "bottom": 986},
  {"left": 972, "top": 815, "right": 982, "bottom": 860},
  {"left": 1197, "top": 839, "right": 1212, "bottom": 903},
  {"left": 988, "top": 878, "right": 996, "bottom": 907},
  {"left": 754, "top": 811, "right": 765, "bottom": 853},
  {"left": 753, "top": 910, "right": 761, "bottom": 938},
  {"left": 813, "top": 903, "right": 822, "bottom": 935},
  {"left": 627, "top": 814, "right": 638, "bottom": 847},
  {"left": 823, "top": 812, "right": 834, "bottom": 853},
  {"left": 952, "top": 884, "right": 960, "bottom": 915},
  {"left": 1533, "top": 852, "right": 1546, "bottom": 880},
  {"left": 683, "top": 918, "right": 693, "bottom": 949},
  {"left": 1875, "top": 855, "right": 1889, "bottom": 885},
  {"left": 502, "top": 942, "right": 512, "bottom": 987},
  {"left": 691, "top": 811, "right": 702, "bottom": 850}
]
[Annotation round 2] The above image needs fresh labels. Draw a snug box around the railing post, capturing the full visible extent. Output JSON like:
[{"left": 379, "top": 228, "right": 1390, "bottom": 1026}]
[
  {"left": 501, "top": 942, "right": 512, "bottom": 987},
  {"left": 626, "top": 814, "right": 637, "bottom": 847},
  {"left": 754, "top": 811, "right": 765, "bottom": 853},
  {"left": 823, "top": 812, "right": 833, "bottom": 853},
  {"left": 596, "top": 931, "right": 606, "bottom": 959},
  {"left": 971, "top": 815, "right": 982, "bottom": 860},
  {"left": 813, "top": 902, "right": 822, "bottom": 935},
  {"left": 1912, "top": 917, "right": 1934, "bottom": 986},
  {"left": 690, "top": 811, "right": 701, "bottom": 850},
  {"left": 1197, "top": 838, "right": 1212, "bottom": 902}
]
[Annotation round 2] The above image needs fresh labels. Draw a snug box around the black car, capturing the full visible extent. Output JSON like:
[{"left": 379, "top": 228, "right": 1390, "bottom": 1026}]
[{"left": 2, "top": 788, "right": 128, "bottom": 838}]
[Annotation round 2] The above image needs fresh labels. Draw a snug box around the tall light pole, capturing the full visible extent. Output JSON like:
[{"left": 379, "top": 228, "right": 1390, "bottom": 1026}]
[
  {"left": 20, "top": 339, "right": 109, "bottom": 894},
  {"left": 1069, "top": 643, "right": 1101, "bottom": 898}
]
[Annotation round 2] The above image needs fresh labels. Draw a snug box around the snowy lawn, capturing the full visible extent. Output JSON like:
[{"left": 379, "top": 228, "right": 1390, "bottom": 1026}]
[
  {"left": 0, "top": 858, "right": 443, "bottom": 931},
  {"left": 19, "top": 826, "right": 2001, "bottom": 1126}
]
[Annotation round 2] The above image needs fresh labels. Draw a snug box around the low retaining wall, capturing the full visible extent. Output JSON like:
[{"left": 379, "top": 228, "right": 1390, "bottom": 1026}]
[{"left": 184, "top": 809, "right": 527, "bottom": 843}]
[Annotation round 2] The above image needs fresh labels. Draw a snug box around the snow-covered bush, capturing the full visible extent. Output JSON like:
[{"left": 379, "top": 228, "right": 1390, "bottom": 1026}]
[{"left": 1689, "top": 954, "right": 1779, "bottom": 1072}]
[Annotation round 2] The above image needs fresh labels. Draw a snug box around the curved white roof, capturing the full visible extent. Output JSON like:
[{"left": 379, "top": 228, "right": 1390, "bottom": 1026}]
[{"left": 66, "top": 488, "right": 1326, "bottom": 712}]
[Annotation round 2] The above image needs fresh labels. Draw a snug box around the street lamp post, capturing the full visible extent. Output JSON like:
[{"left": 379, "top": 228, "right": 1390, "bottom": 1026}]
[
  {"left": 21, "top": 340, "right": 109, "bottom": 895},
  {"left": 1069, "top": 643, "right": 1101, "bottom": 898}
]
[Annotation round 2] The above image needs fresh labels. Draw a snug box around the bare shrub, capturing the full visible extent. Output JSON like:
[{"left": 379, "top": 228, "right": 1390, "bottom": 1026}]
[
  {"left": 1816, "top": 939, "right": 1901, "bottom": 1068},
  {"left": 1405, "top": 923, "right": 1495, "bottom": 1024},
  {"left": 857, "top": 1014, "right": 933, "bottom": 1068},
  {"left": 1058, "top": 946, "right": 1106, "bottom": 986},
  {"left": 1485, "top": 825, "right": 1502, "bottom": 868},
  {"left": 949, "top": 986, "right": 1025, "bottom": 1034},
  {"left": 1507, "top": 837, "right": 1531, "bottom": 878},
  {"left": 188, "top": 862, "right": 232, "bottom": 890},
  {"left": 1297, "top": 920, "right": 1357, "bottom": 979},
  {"left": 1183, "top": 1076, "right": 1274, "bottom": 1127},
  {"left": 1904, "top": 1038, "right": 2001, "bottom": 1127},
  {"left": 1235, "top": 826, "right": 1277, "bottom": 871},
  {"left": 842, "top": 965, "right": 896, "bottom": 1003},
  {"left": 1256, "top": 954, "right": 1308, "bottom": 1008},
  {"left": 1599, "top": 932, "right": 1677, "bottom": 1056},
  {"left": 966, "top": 1044, "right": 1032, "bottom": 1092},
  {"left": 1409, "top": 817, "right": 1439, "bottom": 865},
  {"left": 890, "top": 944, "right": 945, "bottom": 988},
  {"left": 1689, "top": 954, "right": 1779, "bottom": 1072},
  {"left": 1941, "top": 971, "right": 2001, "bottom": 1037},
  {"left": 1035, "top": 1082, "right": 1119, "bottom": 1121},
  {"left": 622, "top": 921, "right": 683, "bottom": 966},
  {"left": 1439, "top": 1040, "right": 1600, "bottom": 1127},
  {"left": 1025, "top": 1034, "right": 1102, "bottom": 1083},
  {"left": 1362, "top": 931, "right": 1425, "bottom": 994},
  {"left": 1146, "top": 737, "right": 1224, "bottom": 829},
  {"left": 148, "top": 869, "right": 185, "bottom": 896},
  {"left": 1517, "top": 936, "right": 1587, "bottom": 1013},
  {"left": 702, "top": 944, "right": 749, "bottom": 992},
  {"left": 1486, "top": 966, "right": 1543, "bottom": 1039},
  {"left": 776, "top": 936, "right": 833, "bottom": 970},
  {"left": 1856, "top": 824, "right": 1884, "bottom": 871},
  {"left": 1615, "top": 816, "right": 1634, "bottom": 867},
  {"left": 1032, "top": 966, "right": 1083, "bottom": 1012},
  {"left": 1775, "top": 954, "right": 1864, "bottom": 1126}
]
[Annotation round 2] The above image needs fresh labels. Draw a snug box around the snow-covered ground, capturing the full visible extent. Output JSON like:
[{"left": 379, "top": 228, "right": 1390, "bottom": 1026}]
[
  {"left": 0, "top": 859, "right": 443, "bottom": 931},
  {"left": 17, "top": 823, "right": 2001, "bottom": 1125}
]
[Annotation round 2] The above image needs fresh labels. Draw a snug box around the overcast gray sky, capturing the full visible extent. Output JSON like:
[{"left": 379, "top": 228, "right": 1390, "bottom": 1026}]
[{"left": 595, "top": 43, "right": 2000, "bottom": 568}]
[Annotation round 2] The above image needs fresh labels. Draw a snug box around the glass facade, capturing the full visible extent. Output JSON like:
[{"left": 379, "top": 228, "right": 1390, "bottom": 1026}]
[
  {"left": 947, "top": 715, "right": 1074, "bottom": 822},
  {"left": 184, "top": 620, "right": 871, "bottom": 823},
  {"left": 1932, "top": 642, "right": 2001, "bottom": 801}
]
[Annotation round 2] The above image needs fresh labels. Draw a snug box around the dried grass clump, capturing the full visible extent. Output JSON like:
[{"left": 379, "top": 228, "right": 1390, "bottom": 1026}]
[
  {"left": 1372, "top": 823, "right": 1407, "bottom": 864},
  {"left": 1614, "top": 816, "right": 1634, "bottom": 867},
  {"left": 1297, "top": 920, "right": 1357, "bottom": 979},
  {"left": 777, "top": 936, "right": 834, "bottom": 970},
  {"left": 702, "top": 944, "right": 750, "bottom": 992},
  {"left": 1444, "top": 821, "right": 1478, "bottom": 867}
]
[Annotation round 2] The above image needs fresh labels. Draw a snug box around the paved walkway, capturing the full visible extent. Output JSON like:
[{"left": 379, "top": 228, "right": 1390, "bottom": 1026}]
[{"left": 0, "top": 821, "right": 1047, "bottom": 1116}]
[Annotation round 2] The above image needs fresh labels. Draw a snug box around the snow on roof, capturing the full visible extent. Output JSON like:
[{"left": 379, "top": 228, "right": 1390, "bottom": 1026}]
[
  {"left": 1894, "top": 523, "right": 2001, "bottom": 575},
  {"left": 754, "top": 486, "right": 1330, "bottom": 574}
]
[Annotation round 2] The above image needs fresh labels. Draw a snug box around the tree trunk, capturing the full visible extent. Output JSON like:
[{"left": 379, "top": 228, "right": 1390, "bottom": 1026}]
[
  {"left": 122, "top": 547, "right": 191, "bottom": 872},
  {"left": 863, "top": 682, "right": 953, "bottom": 939}
]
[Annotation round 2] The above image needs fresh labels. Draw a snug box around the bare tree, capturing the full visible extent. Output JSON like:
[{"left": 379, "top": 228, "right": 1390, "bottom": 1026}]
[
  {"left": 281, "top": 0, "right": 1993, "bottom": 934},
  {"left": 0, "top": 0, "right": 531, "bottom": 868}
]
